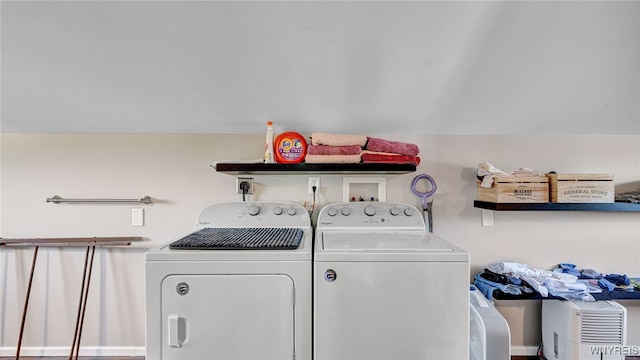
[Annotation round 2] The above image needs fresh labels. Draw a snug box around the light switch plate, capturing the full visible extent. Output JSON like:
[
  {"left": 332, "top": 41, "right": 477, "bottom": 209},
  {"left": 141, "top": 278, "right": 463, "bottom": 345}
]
[{"left": 132, "top": 208, "right": 144, "bottom": 226}]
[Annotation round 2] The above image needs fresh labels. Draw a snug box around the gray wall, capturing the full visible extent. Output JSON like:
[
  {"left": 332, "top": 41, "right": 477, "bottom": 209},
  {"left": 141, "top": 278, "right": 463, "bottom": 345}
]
[
  {"left": 2, "top": 1, "right": 639, "bottom": 134},
  {"left": 2, "top": 1, "right": 640, "bottom": 357}
]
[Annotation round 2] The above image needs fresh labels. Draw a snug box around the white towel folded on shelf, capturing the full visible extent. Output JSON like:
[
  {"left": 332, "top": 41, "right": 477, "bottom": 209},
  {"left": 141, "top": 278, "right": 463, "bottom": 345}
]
[{"left": 477, "top": 162, "right": 546, "bottom": 188}]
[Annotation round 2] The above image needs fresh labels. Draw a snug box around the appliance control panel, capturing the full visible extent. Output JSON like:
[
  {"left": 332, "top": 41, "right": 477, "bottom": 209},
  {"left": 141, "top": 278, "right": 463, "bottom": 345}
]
[
  {"left": 317, "top": 202, "right": 425, "bottom": 229},
  {"left": 195, "top": 201, "right": 310, "bottom": 229}
]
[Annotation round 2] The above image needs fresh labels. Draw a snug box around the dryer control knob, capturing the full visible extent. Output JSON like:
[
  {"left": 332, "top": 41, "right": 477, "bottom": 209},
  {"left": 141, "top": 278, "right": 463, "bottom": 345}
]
[
  {"left": 327, "top": 208, "right": 338, "bottom": 216},
  {"left": 273, "top": 206, "right": 283, "bottom": 215},
  {"left": 287, "top": 207, "right": 297, "bottom": 216},
  {"left": 390, "top": 207, "right": 400, "bottom": 216},
  {"left": 404, "top": 207, "right": 415, "bottom": 216},
  {"left": 364, "top": 205, "right": 376, "bottom": 216},
  {"left": 341, "top": 207, "right": 351, "bottom": 216},
  {"left": 248, "top": 204, "right": 261, "bottom": 216}
]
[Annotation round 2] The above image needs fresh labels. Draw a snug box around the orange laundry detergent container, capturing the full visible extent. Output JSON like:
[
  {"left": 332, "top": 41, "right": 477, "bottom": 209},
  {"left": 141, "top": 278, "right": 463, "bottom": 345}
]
[{"left": 274, "top": 132, "right": 307, "bottom": 164}]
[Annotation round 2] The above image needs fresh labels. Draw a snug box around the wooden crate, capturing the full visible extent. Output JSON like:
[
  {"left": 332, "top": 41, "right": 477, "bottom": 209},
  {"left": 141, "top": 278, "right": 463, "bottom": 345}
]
[
  {"left": 477, "top": 176, "right": 549, "bottom": 203},
  {"left": 548, "top": 173, "right": 614, "bottom": 203}
]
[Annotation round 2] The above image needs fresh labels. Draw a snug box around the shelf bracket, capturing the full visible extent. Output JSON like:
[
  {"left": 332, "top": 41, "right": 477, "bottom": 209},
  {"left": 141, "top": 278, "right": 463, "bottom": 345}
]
[{"left": 481, "top": 210, "right": 494, "bottom": 227}]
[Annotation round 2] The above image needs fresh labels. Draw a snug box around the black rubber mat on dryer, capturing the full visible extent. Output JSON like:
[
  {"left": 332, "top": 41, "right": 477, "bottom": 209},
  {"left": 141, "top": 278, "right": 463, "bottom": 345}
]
[{"left": 169, "top": 227, "right": 303, "bottom": 250}]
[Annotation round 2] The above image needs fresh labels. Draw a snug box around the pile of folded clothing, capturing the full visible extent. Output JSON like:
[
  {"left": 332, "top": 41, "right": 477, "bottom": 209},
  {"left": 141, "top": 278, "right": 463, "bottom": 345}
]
[
  {"left": 555, "top": 262, "right": 635, "bottom": 293},
  {"left": 475, "top": 261, "right": 640, "bottom": 301},
  {"left": 474, "top": 261, "right": 596, "bottom": 301},
  {"left": 474, "top": 267, "right": 538, "bottom": 300},
  {"left": 305, "top": 133, "right": 367, "bottom": 164},
  {"left": 305, "top": 132, "right": 420, "bottom": 165},
  {"left": 615, "top": 191, "right": 640, "bottom": 203}
]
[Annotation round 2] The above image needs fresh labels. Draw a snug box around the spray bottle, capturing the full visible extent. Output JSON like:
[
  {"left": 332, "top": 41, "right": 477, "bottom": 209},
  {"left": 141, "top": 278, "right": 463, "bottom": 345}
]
[{"left": 264, "top": 121, "right": 275, "bottom": 163}]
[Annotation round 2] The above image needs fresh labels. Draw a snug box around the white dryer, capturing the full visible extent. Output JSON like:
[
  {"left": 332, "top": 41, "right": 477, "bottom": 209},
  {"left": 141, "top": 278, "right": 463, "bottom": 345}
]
[
  {"left": 314, "top": 202, "right": 470, "bottom": 360},
  {"left": 145, "top": 201, "right": 312, "bottom": 360}
]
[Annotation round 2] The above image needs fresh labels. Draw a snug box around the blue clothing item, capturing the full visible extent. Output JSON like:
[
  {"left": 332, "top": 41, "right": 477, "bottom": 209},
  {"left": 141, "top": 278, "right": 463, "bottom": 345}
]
[
  {"left": 474, "top": 274, "right": 522, "bottom": 296},
  {"left": 580, "top": 269, "right": 604, "bottom": 279},
  {"left": 605, "top": 274, "right": 630, "bottom": 286},
  {"left": 473, "top": 280, "right": 497, "bottom": 300},
  {"left": 559, "top": 263, "right": 581, "bottom": 277},
  {"left": 598, "top": 278, "right": 615, "bottom": 292},
  {"left": 506, "top": 276, "right": 522, "bottom": 286}
]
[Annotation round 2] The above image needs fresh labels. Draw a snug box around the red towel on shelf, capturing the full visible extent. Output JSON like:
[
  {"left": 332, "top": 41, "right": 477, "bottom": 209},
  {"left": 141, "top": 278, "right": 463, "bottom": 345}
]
[
  {"left": 366, "top": 137, "right": 419, "bottom": 156},
  {"left": 361, "top": 153, "right": 420, "bottom": 165},
  {"left": 307, "top": 145, "right": 362, "bottom": 155}
]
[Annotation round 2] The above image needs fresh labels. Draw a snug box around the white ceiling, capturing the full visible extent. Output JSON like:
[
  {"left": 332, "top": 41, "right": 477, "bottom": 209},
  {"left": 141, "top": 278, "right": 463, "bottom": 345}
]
[{"left": 2, "top": 1, "right": 639, "bottom": 135}]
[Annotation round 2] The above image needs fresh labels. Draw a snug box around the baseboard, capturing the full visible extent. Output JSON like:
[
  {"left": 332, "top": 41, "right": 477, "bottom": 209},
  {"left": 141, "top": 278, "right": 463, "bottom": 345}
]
[
  {"left": 511, "top": 345, "right": 540, "bottom": 356},
  {"left": 3, "top": 345, "right": 541, "bottom": 358},
  {"left": 0, "top": 346, "right": 145, "bottom": 357},
  {"left": 4, "top": 345, "right": 538, "bottom": 358}
]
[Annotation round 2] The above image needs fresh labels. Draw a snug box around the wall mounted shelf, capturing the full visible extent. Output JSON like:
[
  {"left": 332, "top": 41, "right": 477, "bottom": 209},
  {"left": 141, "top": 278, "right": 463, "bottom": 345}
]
[
  {"left": 474, "top": 200, "right": 640, "bottom": 226},
  {"left": 213, "top": 162, "right": 416, "bottom": 175},
  {"left": 474, "top": 200, "right": 640, "bottom": 212},
  {"left": 486, "top": 284, "right": 640, "bottom": 301}
]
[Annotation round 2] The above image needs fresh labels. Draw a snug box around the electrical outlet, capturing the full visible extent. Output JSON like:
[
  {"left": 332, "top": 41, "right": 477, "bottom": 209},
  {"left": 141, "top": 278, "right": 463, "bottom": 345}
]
[
  {"left": 308, "top": 177, "right": 320, "bottom": 194},
  {"left": 236, "top": 177, "right": 254, "bottom": 194}
]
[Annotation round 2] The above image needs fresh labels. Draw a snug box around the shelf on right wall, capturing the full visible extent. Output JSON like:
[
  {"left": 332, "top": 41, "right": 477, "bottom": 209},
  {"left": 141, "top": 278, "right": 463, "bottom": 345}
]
[{"left": 474, "top": 200, "right": 640, "bottom": 212}]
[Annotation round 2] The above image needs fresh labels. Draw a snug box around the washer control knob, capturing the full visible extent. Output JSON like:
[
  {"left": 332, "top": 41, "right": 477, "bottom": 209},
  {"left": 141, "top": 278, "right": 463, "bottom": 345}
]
[
  {"left": 273, "top": 206, "right": 283, "bottom": 215},
  {"left": 341, "top": 207, "right": 351, "bottom": 216},
  {"left": 287, "top": 207, "right": 297, "bottom": 216},
  {"left": 389, "top": 207, "right": 400, "bottom": 216},
  {"left": 403, "top": 207, "right": 415, "bottom": 216},
  {"left": 248, "top": 204, "right": 261, "bottom": 216},
  {"left": 327, "top": 208, "right": 338, "bottom": 217},
  {"left": 364, "top": 205, "right": 376, "bottom": 216}
]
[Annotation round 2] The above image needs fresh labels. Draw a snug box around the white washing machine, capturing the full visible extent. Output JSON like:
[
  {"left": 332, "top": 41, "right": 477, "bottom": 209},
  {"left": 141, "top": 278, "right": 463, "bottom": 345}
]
[
  {"left": 145, "top": 201, "right": 312, "bottom": 360},
  {"left": 314, "top": 202, "right": 470, "bottom": 360}
]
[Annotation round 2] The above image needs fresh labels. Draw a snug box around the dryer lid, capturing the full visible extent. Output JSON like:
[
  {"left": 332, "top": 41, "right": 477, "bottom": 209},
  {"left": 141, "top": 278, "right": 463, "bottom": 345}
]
[{"left": 321, "top": 231, "right": 454, "bottom": 251}]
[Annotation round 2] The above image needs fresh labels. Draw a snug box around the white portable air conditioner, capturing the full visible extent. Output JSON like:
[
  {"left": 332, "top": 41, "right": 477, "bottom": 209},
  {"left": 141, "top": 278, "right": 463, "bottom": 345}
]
[
  {"left": 542, "top": 300, "right": 626, "bottom": 360},
  {"left": 469, "top": 286, "right": 511, "bottom": 360}
]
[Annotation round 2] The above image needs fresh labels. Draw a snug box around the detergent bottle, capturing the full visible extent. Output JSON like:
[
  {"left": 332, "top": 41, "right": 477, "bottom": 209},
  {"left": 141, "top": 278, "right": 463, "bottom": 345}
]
[
  {"left": 264, "top": 121, "right": 275, "bottom": 163},
  {"left": 274, "top": 131, "right": 307, "bottom": 164}
]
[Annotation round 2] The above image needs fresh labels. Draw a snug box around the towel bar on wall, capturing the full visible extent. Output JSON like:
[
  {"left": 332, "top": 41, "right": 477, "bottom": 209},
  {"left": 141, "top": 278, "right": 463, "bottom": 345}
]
[
  {"left": 0, "top": 236, "right": 143, "bottom": 247},
  {"left": 46, "top": 195, "right": 152, "bottom": 204}
]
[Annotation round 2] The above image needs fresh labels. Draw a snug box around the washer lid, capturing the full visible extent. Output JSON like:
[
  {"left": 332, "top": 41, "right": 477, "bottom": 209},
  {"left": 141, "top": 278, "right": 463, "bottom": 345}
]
[
  {"left": 317, "top": 231, "right": 469, "bottom": 262},
  {"left": 322, "top": 231, "right": 453, "bottom": 251}
]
